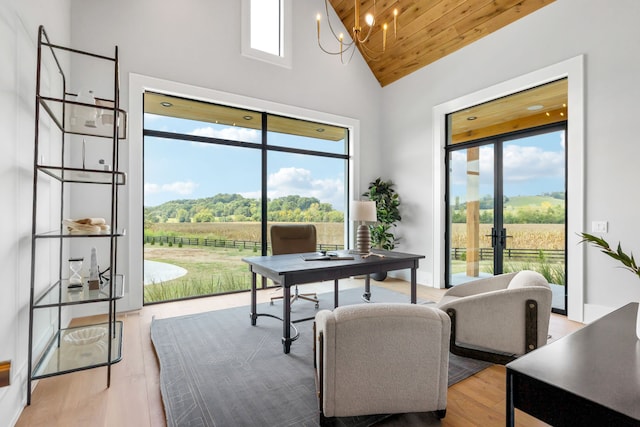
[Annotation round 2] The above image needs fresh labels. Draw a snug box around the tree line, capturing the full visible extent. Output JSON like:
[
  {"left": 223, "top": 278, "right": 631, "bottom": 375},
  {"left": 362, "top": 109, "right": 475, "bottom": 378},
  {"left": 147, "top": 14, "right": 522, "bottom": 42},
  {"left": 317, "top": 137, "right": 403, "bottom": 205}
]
[
  {"left": 451, "top": 194, "right": 565, "bottom": 224},
  {"left": 144, "top": 194, "right": 344, "bottom": 224}
]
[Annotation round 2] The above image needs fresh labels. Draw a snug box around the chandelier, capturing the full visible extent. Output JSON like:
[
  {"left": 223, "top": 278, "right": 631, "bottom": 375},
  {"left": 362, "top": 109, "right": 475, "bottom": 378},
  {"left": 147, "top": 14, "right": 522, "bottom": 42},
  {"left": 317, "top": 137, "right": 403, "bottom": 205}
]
[{"left": 316, "top": 0, "right": 398, "bottom": 63}]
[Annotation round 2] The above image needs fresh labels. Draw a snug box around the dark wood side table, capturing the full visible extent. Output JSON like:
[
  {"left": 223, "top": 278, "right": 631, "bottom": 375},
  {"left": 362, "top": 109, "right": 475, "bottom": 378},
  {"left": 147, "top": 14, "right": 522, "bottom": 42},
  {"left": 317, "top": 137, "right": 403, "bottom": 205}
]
[{"left": 506, "top": 302, "right": 640, "bottom": 426}]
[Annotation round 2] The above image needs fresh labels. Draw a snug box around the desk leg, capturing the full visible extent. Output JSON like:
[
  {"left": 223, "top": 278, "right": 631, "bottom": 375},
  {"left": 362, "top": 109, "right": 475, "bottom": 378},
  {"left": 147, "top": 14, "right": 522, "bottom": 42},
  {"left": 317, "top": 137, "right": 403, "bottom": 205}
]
[
  {"left": 411, "top": 267, "right": 417, "bottom": 304},
  {"left": 250, "top": 271, "right": 257, "bottom": 326},
  {"left": 363, "top": 274, "right": 371, "bottom": 302},
  {"left": 282, "top": 285, "right": 292, "bottom": 354},
  {"left": 334, "top": 280, "right": 339, "bottom": 308},
  {"left": 506, "top": 369, "right": 515, "bottom": 427}
]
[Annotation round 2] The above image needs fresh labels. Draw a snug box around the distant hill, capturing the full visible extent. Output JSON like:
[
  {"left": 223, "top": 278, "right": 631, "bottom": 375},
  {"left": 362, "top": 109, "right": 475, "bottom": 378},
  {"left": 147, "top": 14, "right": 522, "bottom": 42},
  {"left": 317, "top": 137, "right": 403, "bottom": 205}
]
[
  {"left": 452, "top": 192, "right": 565, "bottom": 224},
  {"left": 505, "top": 195, "right": 565, "bottom": 208},
  {"left": 144, "top": 194, "right": 344, "bottom": 224}
]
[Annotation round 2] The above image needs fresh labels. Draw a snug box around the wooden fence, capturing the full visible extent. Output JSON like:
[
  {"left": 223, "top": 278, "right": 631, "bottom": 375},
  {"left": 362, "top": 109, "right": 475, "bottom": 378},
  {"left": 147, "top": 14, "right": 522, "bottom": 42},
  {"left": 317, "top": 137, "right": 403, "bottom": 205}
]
[
  {"left": 450, "top": 247, "right": 564, "bottom": 262},
  {"left": 144, "top": 235, "right": 343, "bottom": 252}
]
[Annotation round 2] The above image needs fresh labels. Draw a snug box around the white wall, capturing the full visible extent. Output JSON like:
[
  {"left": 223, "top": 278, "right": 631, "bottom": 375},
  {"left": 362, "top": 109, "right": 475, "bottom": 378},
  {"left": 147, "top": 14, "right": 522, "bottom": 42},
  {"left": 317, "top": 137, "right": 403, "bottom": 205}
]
[
  {"left": 381, "top": 0, "right": 640, "bottom": 321},
  {"left": 0, "top": 0, "right": 70, "bottom": 423},
  {"left": 68, "top": 0, "right": 382, "bottom": 312}
]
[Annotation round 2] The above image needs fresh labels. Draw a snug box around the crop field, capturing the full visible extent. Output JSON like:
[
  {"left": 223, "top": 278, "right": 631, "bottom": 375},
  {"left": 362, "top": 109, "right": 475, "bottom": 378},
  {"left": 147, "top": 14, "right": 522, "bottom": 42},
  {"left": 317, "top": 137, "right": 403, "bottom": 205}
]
[
  {"left": 145, "top": 221, "right": 345, "bottom": 246},
  {"left": 450, "top": 223, "right": 565, "bottom": 249}
]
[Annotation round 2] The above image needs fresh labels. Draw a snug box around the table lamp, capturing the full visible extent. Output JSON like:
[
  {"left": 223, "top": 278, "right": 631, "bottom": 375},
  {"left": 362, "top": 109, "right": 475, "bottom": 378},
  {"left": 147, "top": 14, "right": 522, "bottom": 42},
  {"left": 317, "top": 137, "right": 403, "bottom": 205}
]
[{"left": 351, "top": 200, "right": 377, "bottom": 254}]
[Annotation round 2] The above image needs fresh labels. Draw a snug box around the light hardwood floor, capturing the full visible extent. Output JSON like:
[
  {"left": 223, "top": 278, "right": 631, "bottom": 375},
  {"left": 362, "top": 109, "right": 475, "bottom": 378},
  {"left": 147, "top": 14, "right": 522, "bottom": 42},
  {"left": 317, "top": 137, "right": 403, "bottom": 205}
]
[{"left": 16, "top": 278, "right": 583, "bottom": 427}]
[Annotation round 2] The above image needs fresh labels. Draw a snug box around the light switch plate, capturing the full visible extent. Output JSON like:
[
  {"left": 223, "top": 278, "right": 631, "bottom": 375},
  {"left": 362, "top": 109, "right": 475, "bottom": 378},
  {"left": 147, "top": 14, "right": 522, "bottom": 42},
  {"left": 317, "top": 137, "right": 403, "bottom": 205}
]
[{"left": 591, "top": 221, "right": 608, "bottom": 233}]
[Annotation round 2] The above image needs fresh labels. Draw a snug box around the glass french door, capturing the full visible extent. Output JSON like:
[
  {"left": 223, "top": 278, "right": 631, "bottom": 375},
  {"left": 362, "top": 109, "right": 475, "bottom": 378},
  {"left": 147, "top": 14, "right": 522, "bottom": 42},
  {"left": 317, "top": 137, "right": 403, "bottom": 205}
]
[{"left": 446, "top": 124, "right": 567, "bottom": 312}]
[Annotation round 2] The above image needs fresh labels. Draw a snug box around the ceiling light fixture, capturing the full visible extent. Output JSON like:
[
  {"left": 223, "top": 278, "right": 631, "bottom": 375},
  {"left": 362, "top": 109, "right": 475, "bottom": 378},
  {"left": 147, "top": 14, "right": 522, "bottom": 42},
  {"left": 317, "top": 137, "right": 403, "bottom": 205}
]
[
  {"left": 467, "top": 116, "right": 477, "bottom": 121},
  {"left": 527, "top": 105, "right": 544, "bottom": 111},
  {"left": 243, "top": 115, "right": 253, "bottom": 120},
  {"left": 316, "top": 0, "right": 399, "bottom": 63},
  {"left": 160, "top": 101, "right": 172, "bottom": 107}
]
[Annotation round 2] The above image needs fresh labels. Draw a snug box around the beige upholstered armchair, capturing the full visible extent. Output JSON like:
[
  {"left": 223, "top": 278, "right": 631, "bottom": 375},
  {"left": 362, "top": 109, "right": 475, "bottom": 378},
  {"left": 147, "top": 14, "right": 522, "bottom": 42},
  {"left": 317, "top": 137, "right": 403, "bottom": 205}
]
[
  {"left": 436, "top": 270, "right": 552, "bottom": 364},
  {"left": 314, "top": 303, "right": 450, "bottom": 423}
]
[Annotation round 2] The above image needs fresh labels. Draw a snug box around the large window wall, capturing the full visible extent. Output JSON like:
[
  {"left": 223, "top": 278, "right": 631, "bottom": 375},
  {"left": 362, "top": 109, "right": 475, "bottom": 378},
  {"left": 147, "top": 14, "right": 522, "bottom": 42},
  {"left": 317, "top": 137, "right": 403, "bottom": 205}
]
[{"left": 142, "top": 92, "right": 349, "bottom": 303}]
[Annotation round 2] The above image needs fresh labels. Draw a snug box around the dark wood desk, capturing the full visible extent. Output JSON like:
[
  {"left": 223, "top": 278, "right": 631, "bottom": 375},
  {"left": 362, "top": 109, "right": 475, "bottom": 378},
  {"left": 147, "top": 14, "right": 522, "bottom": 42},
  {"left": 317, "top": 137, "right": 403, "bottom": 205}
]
[
  {"left": 506, "top": 302, "right": 640, "bottom": 426},
  {"left": 243, "top": 250, "right": 424, "bottom": 353}
]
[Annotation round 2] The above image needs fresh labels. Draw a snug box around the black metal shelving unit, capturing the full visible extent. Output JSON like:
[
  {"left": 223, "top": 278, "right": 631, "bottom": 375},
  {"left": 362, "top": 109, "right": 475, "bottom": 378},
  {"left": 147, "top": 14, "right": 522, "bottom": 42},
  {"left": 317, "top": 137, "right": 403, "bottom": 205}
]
[{"left": 27, "top": 26, "right": 127, "bottom": 404}]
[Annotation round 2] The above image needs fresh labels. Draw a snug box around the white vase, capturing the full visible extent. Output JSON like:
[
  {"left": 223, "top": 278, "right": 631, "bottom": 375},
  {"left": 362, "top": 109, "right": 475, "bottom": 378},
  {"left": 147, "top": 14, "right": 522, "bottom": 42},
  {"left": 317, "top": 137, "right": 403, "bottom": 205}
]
[{"left": 636, "top": 304, "right": 640, "bottom": 340}]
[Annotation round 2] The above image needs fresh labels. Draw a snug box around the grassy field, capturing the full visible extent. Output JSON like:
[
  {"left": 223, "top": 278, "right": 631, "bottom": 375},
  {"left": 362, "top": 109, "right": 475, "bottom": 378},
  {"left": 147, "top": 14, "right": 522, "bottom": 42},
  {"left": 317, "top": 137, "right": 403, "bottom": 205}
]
[
  {"left": 143, "top": 222, "right": 343, "bottom": 303},
  {"left": 144, "top": 245, "right": 258, "bottom": 303}
]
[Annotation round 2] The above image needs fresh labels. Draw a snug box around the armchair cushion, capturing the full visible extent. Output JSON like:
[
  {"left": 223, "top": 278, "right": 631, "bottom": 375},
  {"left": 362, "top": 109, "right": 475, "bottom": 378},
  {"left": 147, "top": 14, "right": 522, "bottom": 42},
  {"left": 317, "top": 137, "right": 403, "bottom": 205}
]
[
  {"left": 315, "top": 303, "right": 450, "bottom": 418},
  {"left": 508, "top": 269, "right": 549, "bottom": 289}
]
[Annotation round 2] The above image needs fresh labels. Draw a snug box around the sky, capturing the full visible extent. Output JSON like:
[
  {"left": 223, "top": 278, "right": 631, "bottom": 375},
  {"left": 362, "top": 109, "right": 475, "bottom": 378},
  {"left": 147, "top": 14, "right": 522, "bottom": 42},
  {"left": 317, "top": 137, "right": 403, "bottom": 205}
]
[
  {"left": 449, "top": 130, "right": 565, "bottom": 201},
  {"left": 144, "top": 114, "right": 565, "bottom": 212},
  {"left": 143, "top": 114, "right": 347, "bottom": 210}
]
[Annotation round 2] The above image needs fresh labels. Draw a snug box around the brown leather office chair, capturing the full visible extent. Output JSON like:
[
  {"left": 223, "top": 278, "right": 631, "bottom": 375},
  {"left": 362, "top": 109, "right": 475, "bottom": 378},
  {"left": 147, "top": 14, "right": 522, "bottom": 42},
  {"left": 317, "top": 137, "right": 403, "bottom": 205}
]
[{"left": 270, "top": 224, "right": 320, "bottom": 307}]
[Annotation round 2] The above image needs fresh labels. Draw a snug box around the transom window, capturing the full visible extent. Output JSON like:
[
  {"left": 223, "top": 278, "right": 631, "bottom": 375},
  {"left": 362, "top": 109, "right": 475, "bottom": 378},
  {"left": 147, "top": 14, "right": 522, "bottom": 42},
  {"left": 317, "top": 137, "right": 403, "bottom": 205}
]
[{"left": 241, "top": 0, "right": 292, "bottom": 68}]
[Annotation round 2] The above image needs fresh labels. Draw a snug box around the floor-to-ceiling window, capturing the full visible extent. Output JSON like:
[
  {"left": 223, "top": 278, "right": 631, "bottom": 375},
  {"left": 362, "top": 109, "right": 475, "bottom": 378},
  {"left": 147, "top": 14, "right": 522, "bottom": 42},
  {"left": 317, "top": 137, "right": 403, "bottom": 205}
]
[
  {"left": 445, "top": 79, "right": 568, "bottom": 313},
  {"left": 142, "top": 93, "right": 349, "bottom": 304}
]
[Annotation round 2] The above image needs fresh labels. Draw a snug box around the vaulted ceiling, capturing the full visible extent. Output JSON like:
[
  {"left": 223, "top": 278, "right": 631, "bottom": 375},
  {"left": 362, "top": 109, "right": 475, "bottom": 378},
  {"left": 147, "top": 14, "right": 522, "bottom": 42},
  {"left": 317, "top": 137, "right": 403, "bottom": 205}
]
[{"left": 327, "top": 0, "right": 556, "bottom": 86}]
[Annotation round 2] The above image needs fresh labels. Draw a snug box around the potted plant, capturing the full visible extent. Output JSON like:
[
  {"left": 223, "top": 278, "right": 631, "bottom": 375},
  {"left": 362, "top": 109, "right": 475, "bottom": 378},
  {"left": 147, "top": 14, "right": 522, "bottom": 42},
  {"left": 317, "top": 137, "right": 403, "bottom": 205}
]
[
  {"left": 363, "top": 178, "right": 401, "bottom": 280},
  {"left": 579, "top": 232, "right": 640, "bottom": 338}
]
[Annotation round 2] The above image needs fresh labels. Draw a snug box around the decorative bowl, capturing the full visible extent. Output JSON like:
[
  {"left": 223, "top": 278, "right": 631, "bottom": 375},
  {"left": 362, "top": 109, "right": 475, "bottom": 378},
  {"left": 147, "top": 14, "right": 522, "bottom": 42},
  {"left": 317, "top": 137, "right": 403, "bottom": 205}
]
[{"left": 63, "top": 327, "right": 107, "bottom": 345}]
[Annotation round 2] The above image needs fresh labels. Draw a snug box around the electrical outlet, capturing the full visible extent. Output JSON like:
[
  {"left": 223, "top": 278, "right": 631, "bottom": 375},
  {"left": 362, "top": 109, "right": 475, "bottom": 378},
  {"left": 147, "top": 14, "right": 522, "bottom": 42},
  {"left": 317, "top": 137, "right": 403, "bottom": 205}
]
[
  {"left": 0, "top": 360, "right": 10, "bottom": 387},
  {"left": 591, "top": 221, "right": 608, "bottom": 233}
]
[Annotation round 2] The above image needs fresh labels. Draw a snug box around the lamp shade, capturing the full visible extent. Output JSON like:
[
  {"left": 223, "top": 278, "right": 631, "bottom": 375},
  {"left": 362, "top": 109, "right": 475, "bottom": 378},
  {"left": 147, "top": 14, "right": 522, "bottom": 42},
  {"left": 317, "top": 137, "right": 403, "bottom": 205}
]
[{"left": 350, "top": 200, "right": 377, "bottom": 222}]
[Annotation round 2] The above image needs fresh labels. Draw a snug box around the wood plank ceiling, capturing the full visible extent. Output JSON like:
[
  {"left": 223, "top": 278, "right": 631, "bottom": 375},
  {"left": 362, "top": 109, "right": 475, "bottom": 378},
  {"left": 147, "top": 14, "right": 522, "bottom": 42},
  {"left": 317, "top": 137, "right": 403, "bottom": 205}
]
[
  {"left": 449, "top": 78, "right": 567, "bottom": 144},
  {"left": 327, "top": 0, "right": 556, "bottom": 87}
]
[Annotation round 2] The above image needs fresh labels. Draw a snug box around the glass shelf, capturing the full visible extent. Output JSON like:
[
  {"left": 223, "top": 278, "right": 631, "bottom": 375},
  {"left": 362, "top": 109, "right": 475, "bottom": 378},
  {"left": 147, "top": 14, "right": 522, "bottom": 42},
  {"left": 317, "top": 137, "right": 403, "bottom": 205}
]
[
  {"left": 34, "top": 228, "right": 126, "bottom": 239},
  {"left": 34, "top": 275, "right": 125, "bottom": 308},
  {"left": 38, "top": 165, "right": 126, "bottom": 185},
  {"left": 32, "top": 321, "right": 123, "bottom": 379},
  {"left": 39, "top": 95, "right": 127, "bottom": 139}
]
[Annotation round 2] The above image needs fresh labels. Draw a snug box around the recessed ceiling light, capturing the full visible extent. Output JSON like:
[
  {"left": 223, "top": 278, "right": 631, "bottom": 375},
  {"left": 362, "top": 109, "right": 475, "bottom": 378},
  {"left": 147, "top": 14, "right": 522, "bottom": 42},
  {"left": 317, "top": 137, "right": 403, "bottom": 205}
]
[
  {"left": 466, "top": 116, "right": 477, "bottom": 121},
  {"left": 160, "top": 101, "right": 173, "bottom": 107},
  {"left": 243, "top": 115, "right": 253, "bottom": 120},
  {"left": 316, "top": 128, "right": 325, "bottom": 132},
  {"left": 527, "top": 105, "right": 544, "bottom": 111}
]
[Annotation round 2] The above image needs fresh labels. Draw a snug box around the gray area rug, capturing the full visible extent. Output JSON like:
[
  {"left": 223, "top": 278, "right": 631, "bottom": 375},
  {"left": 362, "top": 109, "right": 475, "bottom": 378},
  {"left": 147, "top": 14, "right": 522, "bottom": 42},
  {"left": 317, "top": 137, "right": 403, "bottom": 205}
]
[{"left": 151, "top": 286, "right": 492, "bottom": 427}]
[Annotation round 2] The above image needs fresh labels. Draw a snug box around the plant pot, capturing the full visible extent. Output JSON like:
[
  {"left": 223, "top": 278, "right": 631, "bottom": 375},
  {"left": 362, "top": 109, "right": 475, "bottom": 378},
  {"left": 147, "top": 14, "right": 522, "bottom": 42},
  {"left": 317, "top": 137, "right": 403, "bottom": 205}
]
[{"left": 371, "top": 271, "right": 387, "bottom": 281}]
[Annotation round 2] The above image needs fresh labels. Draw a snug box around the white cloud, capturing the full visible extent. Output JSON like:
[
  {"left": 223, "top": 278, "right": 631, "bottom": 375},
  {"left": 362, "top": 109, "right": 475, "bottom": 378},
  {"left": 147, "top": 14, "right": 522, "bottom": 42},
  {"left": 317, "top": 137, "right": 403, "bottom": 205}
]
[
  {"left": 503, "top": 144, "right": 564, "bottom": 182},
  {"left": 450, "top": 144, "right": 563, "bottom": 185},
  {"left": 265, "top": 167, "right": 344, "bottom": 210},
  {"left": 190, "top": 126, "right": 260, "bottom": 143},
  {"left": 144, "top": 180, "right": 198, "bottom": 196},
  {"left": 450, "top": 143, "right": 564, "bottom": 202}
]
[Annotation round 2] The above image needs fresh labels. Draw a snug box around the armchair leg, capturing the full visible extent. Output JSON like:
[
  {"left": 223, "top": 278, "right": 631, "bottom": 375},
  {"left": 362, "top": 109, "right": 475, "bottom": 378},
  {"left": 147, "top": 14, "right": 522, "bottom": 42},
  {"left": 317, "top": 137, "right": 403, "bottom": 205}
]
[
  {"left": 525, "top": 299, "right": 538, "bottom": 353},
  {"left": 319, "top": 413, "right": 337, "bottom": 427},
  {"left": 435, "top": 409, "right": 447, "bottom": 419}
]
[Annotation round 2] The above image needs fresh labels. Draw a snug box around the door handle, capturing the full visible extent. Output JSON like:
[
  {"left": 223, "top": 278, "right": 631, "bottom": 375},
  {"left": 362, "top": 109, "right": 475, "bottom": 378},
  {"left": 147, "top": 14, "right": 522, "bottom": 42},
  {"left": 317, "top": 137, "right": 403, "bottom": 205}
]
[
  {"left": 500, "top": 228, "right": 513, "bottom": 248},
  {"left": 485, "top": 227, "right": 498, "bottom": 248}
]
